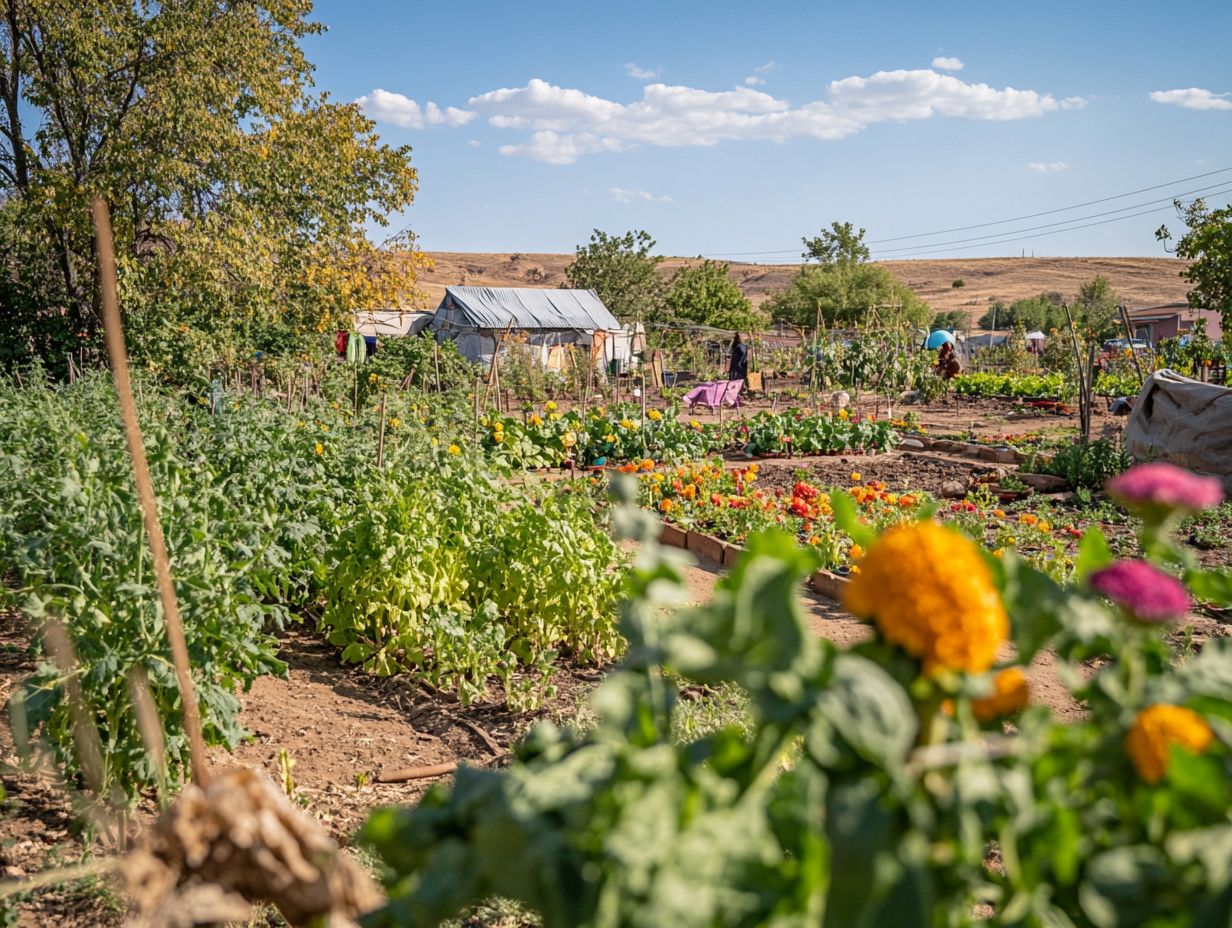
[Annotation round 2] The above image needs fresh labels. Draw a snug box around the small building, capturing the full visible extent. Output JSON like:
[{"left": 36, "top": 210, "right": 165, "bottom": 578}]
[
  {"left": 429, "top": 286, "right": 632, "bottom": 370},
  {"left": 1127, "top": 304, "right": 1222, "bottom": 344}
]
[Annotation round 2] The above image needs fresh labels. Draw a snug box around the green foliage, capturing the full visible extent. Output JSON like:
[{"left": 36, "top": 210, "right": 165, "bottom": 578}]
[
  {"left": 930, "top": 310, "right": 967, "bottom": 331},
  {"left": 1072, "top": 276, "right": 1122, "bottom": 341},
  {"left": 1157, "top": 196, "right": 1232, "bottom": 330},
  {"left": 565, "top": 229, "right": 665, "bottom": 322},
  {"left": 0, "top": 1, "right": 421, "bottom": 379},
  {"left": 1031, "top": 438, "right": 1130, "bottom": 489},
  {"left": 765, "top": 262, "right": 932, "bottom": 330},
  {"left": 367, "top": 336, "right": 477, "bottom": 394},
  {"left": 802, "top": 220, "right": 870, "bottom": 265},
  {"left": 977, "top": 292, "right": 1062, "bottom": 331},
  {"left": 664, "top": 259, "right": 765, "bottom": 331},
  {"left": 953, "top": 372, "right": 1064, "bottom": 399},
  {"left": 361, "top": 491, "right": 1232, "bottom": 928},
  {"left": 741, "top": 410, "right": 900, "bottom": 456}
]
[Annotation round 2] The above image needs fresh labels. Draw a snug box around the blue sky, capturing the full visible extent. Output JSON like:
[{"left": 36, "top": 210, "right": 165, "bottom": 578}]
[{"left": 306, "top": 0, "right": 1232, "bottom": 260}]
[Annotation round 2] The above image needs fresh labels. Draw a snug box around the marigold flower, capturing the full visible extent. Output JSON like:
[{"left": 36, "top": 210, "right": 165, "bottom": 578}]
[
  {"left": 838, "top": 409, "right": 850, "bottom": 420},
  {"left": 620, "top": 418, "right": 638, "bottom": 430},
  {"left": 1088, "top": 560, "right": 1190, "bottom": 623},
  {"left": 389, "top": 417, "right": 401, "bottom": 429},
  {"left": 972, "top": 668, "right": 1029, "bottom": 721},
  {"left": 648, "top": 409, "right": 663, "bottom": 421},
  {"left": 313, "top": 442, "right": 324, "bottom": 456},
  {"left": 689, "top": 419, "right": 701, "bottom": 429},
  {"left": 992, "top": 509, "right": 1006, "bottom": 519},
  {"left": 848, "top": 543, "right": 865, "bottom": 561},
  {"left": 447, "top": 444, "right": 461, "bottom": 455},
  {"left": 851, "top": 472, "right": 862, "bottom": 483},
  {"left": 545, "top": 401, "right": 558, "bottom": 411},
  {"left": 1125, "top": 704, "right": 1213, "bottom": 784},
  {"left": 898, "top": 494, "right": 918, "bottom": 508},
  {"left": 549, "top": 412, "right": 562, "bottom": 421},
  {"left": 1019, "top": 513, "right": 1039, "bottom": 526},
  {"left": 529, "top": 414, "right": 544, "bottom": 426},
  {"left": 843, "top": 521, "right": 1009, "bottom": 675},
  {"left": 603, "top": 433, "right": 616, "bottom": 443},
  {"left": 659, "top": 498, "right": 674, "bottom": 513},
  {"left": 561, "top": 431, "right": 577, "bottom": 448},
  {"left": 492, "top": 431, "right": 505, "bottom": 443},
  {"left": 1107, "top": 462, "right": 1223, "bottom": 515}
]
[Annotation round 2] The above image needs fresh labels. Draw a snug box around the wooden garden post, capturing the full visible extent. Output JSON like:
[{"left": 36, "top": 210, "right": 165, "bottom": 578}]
[{"left": 376, "top": 395, "right": 387, "bottom": 468}]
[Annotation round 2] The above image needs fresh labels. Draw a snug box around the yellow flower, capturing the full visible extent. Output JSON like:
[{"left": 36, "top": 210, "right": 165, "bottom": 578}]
[
  {"left": 604, "top": 433, "right": 616, "bottom": 443},
  {"left": 620, "top": 418, "right": 638, "bottom": 430},
  {"left": 561, "top": 431, "right": 578, "bottom": 448},
  {"left": 843, "top": 521, "right": 1008, "bottom": 675},
  {"left": 447, "top": 444, "right": 461, "bottom": 455},
  {"left": 529, "top": 414, "right": 544, "bottom": 426},
  {"left": 1126, "top": 704, "right": 1213, "bottom": 784},
  {"left": 313, "top": 442, "right": 324, "bottom": 456},
  {"left": 389, "top": 417, "right": 401, "bottom": 429},
  {"left": 648, "top": 409, "right": 663, "bottom": 421},
  {"left": 689, "top": 419, "right": 702, "bottom": 429},
  {"left": 545, "top": 401, "right": 558, "bottom": 411},
  {"left": 549, "top": 412, "right": 562, "bottom": 421},
  {"left": 368, "top": 372, "right": 379, "bottom": 383},
  {"left": 651, "top": 473, "right": 665, "bottom": 483},
  {"left": 296, "top": 420, "right": 305, "bottom": 428},
  {"left": 850, "top": 472, "right": 862, "bottom": 483},
  {"left": 838, "top": 408, "right": 850, "bottom": 420},
  {"left": 320, "top": 424, "right": 329, "bottom": 433},
  {"left": 971, "top": 668, "right": 1030, "bottom": 721}
]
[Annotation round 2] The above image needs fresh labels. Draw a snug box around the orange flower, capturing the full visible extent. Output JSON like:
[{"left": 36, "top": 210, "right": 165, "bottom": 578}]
[
  {"left": 848, "top": 543, "right": 866, "bottom": 561},
  {"left": 659, "top": 498, "right": 674, "bottom": 513},
  {"left": 1126, "top": 704, "right": 1213, "bottom": 784},
  {"left": 1019, "top": 513, "right": 1039, "bottom": 526},
  {"left": 640, "top": 458, "right": 655, "bottom": 472},
  {"left": 992, "top": 509, "right": 1006, "bottom": 519},
  {"left": 682, "top": 484, "right": 697, "bottom": 500},
  {"left": 972, "top": 668, "right": 1030, "bottom": 721}
]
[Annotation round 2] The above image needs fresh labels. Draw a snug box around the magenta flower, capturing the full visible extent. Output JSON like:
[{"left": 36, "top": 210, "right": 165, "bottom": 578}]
[
  {"left": 1107, "top": 463, "right": 1223, "bottom": 515},
  {"left": 1088, "top": 560, "right": 1190, "bottom": 624}
]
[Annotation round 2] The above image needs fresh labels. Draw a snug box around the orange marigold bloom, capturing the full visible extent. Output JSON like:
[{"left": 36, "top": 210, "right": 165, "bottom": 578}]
[
  {"left": 659, "top": 498, "right": 674, "bottom": 513},
  {"left": 1125, "top": 704, "right": 1213, "bottom": 784},
  {"left": 843, "top": 521, "right": 1009, "bottom": 675},
  {"left": 898, "top": 494, "right": 918, "bottom": 508},
  {"left": 640, "top": 459, "right": 655, "bottom": 472},
  {"left": 992, "top": 509, "right": 1006, "bottom": 519},
  {"left": 848, "top": 543, "right": 866, "bottom": 561},
  {"left": 972, "top": 668, "right": 1030, "bottom": 721},
  {"left": 1019, "top": 513, "right": 1039, "bottom": 526},
  {"left": 682, "top": 484, "right": 697, "bottom": 500}
]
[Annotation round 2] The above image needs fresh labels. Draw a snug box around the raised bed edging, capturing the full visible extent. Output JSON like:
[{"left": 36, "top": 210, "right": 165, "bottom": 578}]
[{"left": 655, "top": 521, "right": 851, "bottom": 602}]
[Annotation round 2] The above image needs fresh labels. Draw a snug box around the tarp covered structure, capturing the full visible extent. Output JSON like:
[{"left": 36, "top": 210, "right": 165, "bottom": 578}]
[
  {"left": 430, "top": 286, "right": 632, "bottom": 370},
  {"left": 353, "top": 309, "right": 434, "bottom": 338},
  {"left": 1124, "top": 370, "right": 1232, "bottom": 491}
]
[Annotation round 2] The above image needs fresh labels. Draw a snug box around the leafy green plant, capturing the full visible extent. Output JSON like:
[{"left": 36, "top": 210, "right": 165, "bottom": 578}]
[{"left": 1032, "top": 438, "right": 1130, "bottom": 490}]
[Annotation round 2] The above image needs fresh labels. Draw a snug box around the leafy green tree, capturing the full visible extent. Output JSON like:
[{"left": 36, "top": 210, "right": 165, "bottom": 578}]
[
  {"left": 1072, "top": 275, "right": 1121, "bottom": 340},
  {"left": 664, "top": 259, "right": 765, "bottom": 331},
  {"left": 801, "top": 221, "right": 870, "bottom": 265},
  {"left": 978, "top": 293, "right": 1061, "bottom": 331},
  {"left": 565, "top": 229, "right": 664, "bottom": 321},
  {"left": 0, "top": 0, "right": 419, "bottom": 376},
  {"left": 765, "top": 262, "right": 930, "bottom": 330},
  {"left": 1157, "top": 197, "right": 1232, "bottom": 330},
  {"left": 930, "top": 310, "right": 968, "bottom": 332}
]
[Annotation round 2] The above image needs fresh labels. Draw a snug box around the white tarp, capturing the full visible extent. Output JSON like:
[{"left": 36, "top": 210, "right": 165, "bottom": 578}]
[{"left": 1124, "top": 369, "right": 1232, "bottom": 490}]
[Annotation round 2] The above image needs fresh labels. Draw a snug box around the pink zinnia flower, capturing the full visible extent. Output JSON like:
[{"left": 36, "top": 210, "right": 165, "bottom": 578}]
[
  {"left": 1088, "top": 560, "right": 1190, "bottom": 624},
  {"left": 1107, "top": 463, "right": 1223, "bottom": 514}
]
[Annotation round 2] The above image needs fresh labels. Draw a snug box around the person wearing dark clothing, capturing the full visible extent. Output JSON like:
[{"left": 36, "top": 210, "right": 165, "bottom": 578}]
[{"left": 728, "top": 333, "right": 749, "bottom": 382}]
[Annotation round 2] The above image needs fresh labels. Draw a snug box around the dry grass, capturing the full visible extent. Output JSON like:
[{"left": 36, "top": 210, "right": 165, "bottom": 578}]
[{"left": 414, "top": 252, "right": 1193, "bottom": 323}]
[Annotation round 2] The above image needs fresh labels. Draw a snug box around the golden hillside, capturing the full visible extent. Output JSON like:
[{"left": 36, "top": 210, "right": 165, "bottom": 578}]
[{"left": 414, "top": 252, "right": 1193, "bottom": 320}]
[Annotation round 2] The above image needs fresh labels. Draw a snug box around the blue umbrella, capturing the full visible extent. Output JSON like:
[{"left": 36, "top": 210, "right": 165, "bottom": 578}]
[{"left": 925, "top": 330, "right": 956, "bottom": 349}]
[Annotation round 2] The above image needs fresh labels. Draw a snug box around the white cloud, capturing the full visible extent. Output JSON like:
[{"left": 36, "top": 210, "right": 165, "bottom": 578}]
[
  {"left": 608, "top": 186, "right": 673, "bottom": 203},
  {"left": 467, "top": 139, "right": 481, "bottom": 148},
  {"left": 1149, "top": 87, "right": 1232, "bottom": 111},
  {"left": 744, "top": 75, "right": 766, "bottom": 86},
  {"left": 468, "top": 70, "right": 1087, "bottom": 163},
  {"left": 1028, "top": 161, "right": 1068, "bottom": 173},
  {"left": 754, "top": 61, "right": 777, "bottom": 74},
  {"left": 355, "top": 89, "right": 475, "bottom": 128},
  {"left": 932, "top": 56, "right": 964, "bottom": 72},
  {"left": 624, "top": 62, "right": 661, "bottom": 80}
]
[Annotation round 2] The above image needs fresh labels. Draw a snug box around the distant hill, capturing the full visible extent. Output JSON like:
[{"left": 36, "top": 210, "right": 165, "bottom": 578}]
[{"left": 413, "top": 252, "right": 1193, "bottom": 322}]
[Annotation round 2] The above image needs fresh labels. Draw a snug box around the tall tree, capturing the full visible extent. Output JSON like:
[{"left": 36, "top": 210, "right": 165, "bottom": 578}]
[
  {"left": 0, "top": 0, "right": 420, "bottom": 373},
  {"left": 664, "top": 259, "right": 764, "bottom": 331},
  {"left": 765, "top": 262, "right": 930, "bottom": 330},
  {"left": 1071, "top": 275, "right": 1120, "bottom": 340},
  {"left": 801, "top": 221, "right": 870, "bottom": 265},
  {"left": 565, "top": 229, "right": 664, "bottom": 321},
  {"left": 1157, "top": 197, "right": 1232, "bottom": 330}
]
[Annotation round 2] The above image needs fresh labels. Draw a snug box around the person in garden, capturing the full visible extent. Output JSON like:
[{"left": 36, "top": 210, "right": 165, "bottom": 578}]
[
  {"left": 936, "top": 341, "right": 961, "bottom": 379},
  {"left": 728, "top": 332, "right": 749, "bottom": 384}
]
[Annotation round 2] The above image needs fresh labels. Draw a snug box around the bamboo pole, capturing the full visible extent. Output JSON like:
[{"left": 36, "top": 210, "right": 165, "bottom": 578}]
[
  {"left": 376, "top": 395, "right": 388, "bottom": 468},
  {"left": 1119, "top": 304, "right": 1147, "bottom": 388},
  {"left": 91, "top": 198, "right": 210, "bottom": 786}
]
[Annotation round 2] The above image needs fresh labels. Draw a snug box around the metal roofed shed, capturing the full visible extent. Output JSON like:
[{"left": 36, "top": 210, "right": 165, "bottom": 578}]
[{"left": 430, "top": 286, "right": 634, "bottom": 371}]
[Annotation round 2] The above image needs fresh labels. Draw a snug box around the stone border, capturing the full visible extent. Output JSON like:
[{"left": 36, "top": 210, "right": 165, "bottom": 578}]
[{"left": 656, "top": 521, "right": 851, "bottom": 602}]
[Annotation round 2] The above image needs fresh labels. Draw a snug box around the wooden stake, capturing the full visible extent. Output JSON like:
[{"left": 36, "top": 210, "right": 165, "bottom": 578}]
[
  {"left": 377, "top": 761, "right": 458, "bottom": 784},
  {"left": 376, "top": 395, "right": 387, "bottom": 468},
  {"left": 433, "top": 342, "right": 442, "bottom": 392},
  {"left": 91, "top": 198, "right": 209, "bottom": 786}
]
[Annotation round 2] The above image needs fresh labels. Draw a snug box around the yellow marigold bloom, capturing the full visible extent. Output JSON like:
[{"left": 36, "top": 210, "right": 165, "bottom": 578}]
[
  {"left": 389, "top": 417, "right": 401, "bottom": 428},
  {"left": 320, "top": 424, "right": 329, "bottom": 432},
  {"left": 648, "top": 409, "right": 663, "bottom": 421},
  {"left": 313, "top": 442, "right": 324, "bottom": 456},
  {"left": 430, "top": 437, "right": 438, "bottom": 447},
  {"left": 851, "top": 472, "right": 862, "bottom": 483},
  {"left": 492, "top": 431, "right": 505, "bottom": 443},
  {"left": 1019, "top": 513, "right": 1038, "bottom": 526},
  {"left": 651, "top": 473, "right": 665, "bottom": 483},
  {"left": 843, "top": 521, "right": 1008, "bottom": 675},
  {"left": 972, "top": 668, "right": 1030, "bottom": 721},
  {"left": 1126, "top": 704, "right": 1213, "bottom": 784},
  {"left": 529, "top": 414, "right": 544, "bottom": 426},
  {"left": 1038, "top": 521, "right": 1051, "bottom": 533},
  {"left": 447, "top": 444, "right": 461, "bottom": 455},
  {"left": 549, "top": 412, "right": 562, "bottom": 421},
  {"left": 838, "top": 409, "right": 850, "bottom": 420},
  {"left": 620, "top": 418, "right": 638, "bottom": 430},
  {"left": 561, "top": 431, "right": 577, "bottom": 448},
  {"left": 604, "top": 433, "right": 616, "bottom": 443},
  {"left": 689, "top": 419, "right": 701, "bottom": 429},
  {"left": 545, "top": 401, "right": 558, "bottom": 411}
]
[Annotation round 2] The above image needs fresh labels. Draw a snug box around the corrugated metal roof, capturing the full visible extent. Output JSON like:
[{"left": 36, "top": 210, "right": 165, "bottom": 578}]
[{"left": 434, "top": 286, "right": 621, "bottom": 331}]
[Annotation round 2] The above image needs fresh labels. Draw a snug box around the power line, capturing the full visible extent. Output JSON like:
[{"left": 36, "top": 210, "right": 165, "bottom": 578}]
[
  {"left": 700, "top": 164, "right": 1232, "bottom": 259},
  {"left": 868, "top": 182, "right": 1232, "bottom": 257},
  {"left": 869, "top": 193, "right": 1231, "bottom": 259}
]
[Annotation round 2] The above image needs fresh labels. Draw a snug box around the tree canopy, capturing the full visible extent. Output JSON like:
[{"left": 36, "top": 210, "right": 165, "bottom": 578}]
[
  {"left": 1157, "top": 197, "right": 1232, "bottom": 330},
  {"left": 564, "top": 229, "right": 664, "bottom": 322},
  {"left": 977, "top": 293, "right": 1063, "bottom": 331},
  {"left": 663, "top": 259, "right": 765, "bottom": 332},
  {"left": 0, "top": 0, "right": 421, "bottom": 376},
  {"left": 801, "top": 221, "right": 870, "bottom": 265},
  {"left": 765, "top": 261, "right": 931, "bottom": 330}
]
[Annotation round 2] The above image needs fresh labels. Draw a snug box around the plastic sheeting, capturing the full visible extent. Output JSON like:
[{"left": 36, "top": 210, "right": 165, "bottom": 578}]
[
  {"left": 432, "top": 286, "right": 620, "bottom": 332},
  {"left": 1124, "top": 369, "right": 1232, "bottom": 490}
]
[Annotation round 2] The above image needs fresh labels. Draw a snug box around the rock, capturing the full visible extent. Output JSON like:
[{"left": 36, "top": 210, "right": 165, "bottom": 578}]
[
  {"left": 830, "top": 391, "right": 850, "bottom": 410},
  {"left": 940, "top": 479, "right": 970, "bottom": 499},
  {"left": 994, "top": 449, "right": 1019, "bottom": 464},
  {"left": 978, "top": 446, "right": 1001, "bottom": 462},
  {"left": 1020, "top": 473, "right": 1068, "bottom": 492},
  {"left": 898, "top": 438, "right": 925, "bottom": 450}
]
